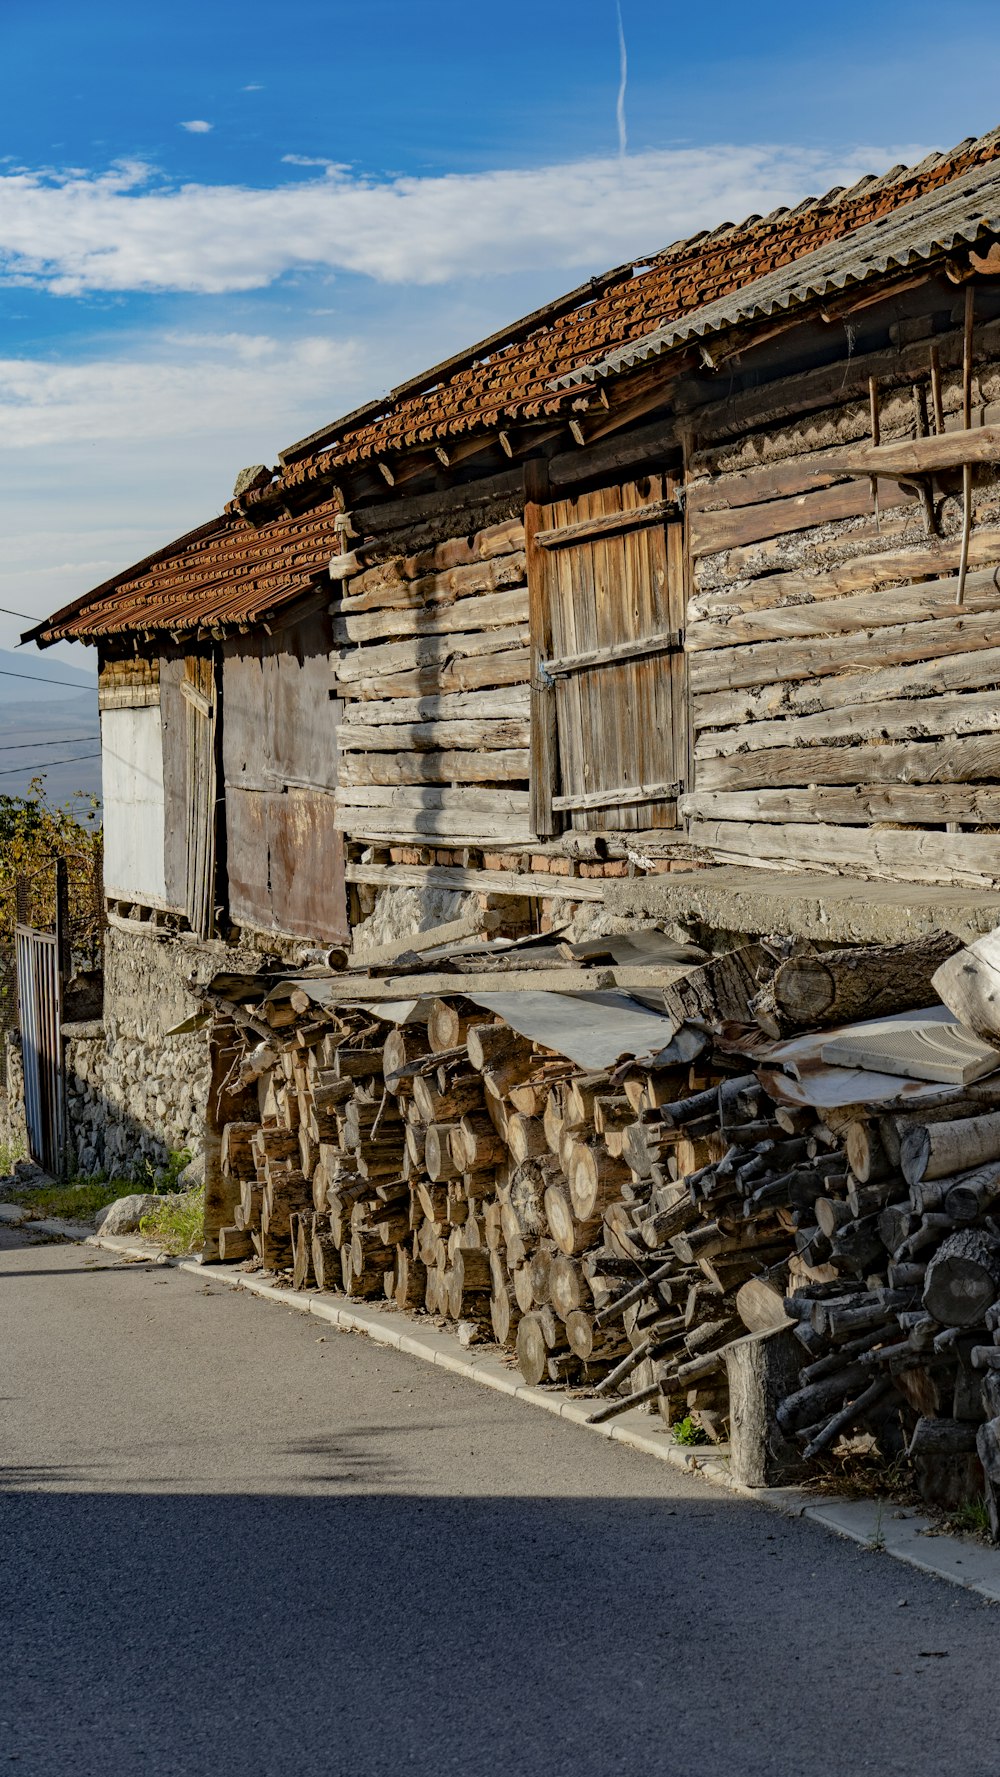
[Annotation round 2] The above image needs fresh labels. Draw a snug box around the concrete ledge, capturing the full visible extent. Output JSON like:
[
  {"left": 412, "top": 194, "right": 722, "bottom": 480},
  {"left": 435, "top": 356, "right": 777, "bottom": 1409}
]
[
  {"left": 604, "top": 866, "right": 1000, "bottom": 945},
  {"left": 48, "top": 1231, "right": 1000, "bottom": 1603}
]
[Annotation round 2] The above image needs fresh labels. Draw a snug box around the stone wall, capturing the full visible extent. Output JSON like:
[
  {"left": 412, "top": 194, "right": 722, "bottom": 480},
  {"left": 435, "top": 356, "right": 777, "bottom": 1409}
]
[
  {"left": 61, "top": 921, "right": 311, "bottom": 1184},
  {"left": 62, "top": 924, "right": 212, "bottom": 1181},
  {"left": 0, "top": 1032, "right": 28, "bottom": 1164}
]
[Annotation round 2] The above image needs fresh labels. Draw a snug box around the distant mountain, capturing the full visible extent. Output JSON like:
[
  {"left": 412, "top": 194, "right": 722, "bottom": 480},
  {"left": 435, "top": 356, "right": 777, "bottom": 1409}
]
[
  {"left": 0, "top": 649, "right": 97, "bottom": 701},
  {"left": 0, "top": 657, "right": 100, "bottom": 806}
]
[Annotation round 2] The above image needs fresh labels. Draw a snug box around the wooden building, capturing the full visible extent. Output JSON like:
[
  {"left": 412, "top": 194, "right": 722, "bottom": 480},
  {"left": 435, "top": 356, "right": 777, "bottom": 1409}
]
[{"left": 28, "top": 125, "right": 1000, "bottom": 950}]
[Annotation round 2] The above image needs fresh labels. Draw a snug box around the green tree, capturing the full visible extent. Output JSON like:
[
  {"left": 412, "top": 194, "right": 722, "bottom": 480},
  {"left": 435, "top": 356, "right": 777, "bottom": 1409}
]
[{"left": 0, "top": 779, "right": 103, "bottom": 1030}]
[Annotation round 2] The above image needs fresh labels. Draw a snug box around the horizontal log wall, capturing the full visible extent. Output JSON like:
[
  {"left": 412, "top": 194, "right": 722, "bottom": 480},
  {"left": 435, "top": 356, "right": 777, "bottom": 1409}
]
[
  {"left": 333, "top": 517, "right": 532, "bottom": 846},
  {"left": 682, "top": 303, "right": 1000, "bottom": 890}
]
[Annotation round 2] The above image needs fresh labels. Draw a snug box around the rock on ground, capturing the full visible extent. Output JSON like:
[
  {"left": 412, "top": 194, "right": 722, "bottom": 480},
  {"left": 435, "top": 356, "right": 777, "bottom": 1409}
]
[{"left": 93, "top": 1194, "right": 164, "bottom": 1236}]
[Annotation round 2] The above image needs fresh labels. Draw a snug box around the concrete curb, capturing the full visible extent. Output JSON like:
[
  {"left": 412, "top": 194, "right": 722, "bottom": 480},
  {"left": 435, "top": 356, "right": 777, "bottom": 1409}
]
[{"left": 50, "top": 1228, "right": 1000, "bottom": 1603}]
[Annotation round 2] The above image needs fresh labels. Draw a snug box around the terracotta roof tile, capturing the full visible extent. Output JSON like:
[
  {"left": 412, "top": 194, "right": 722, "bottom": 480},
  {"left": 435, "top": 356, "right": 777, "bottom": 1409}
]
[
  {"left": 35, "top": 496, "right": 340, "bottom": 644},
  {"left": 268, "top": 128, "right": 991, "bottom": 477},
  {"left": 32, "top": 127, "right": 1000, "bottom": 644}
]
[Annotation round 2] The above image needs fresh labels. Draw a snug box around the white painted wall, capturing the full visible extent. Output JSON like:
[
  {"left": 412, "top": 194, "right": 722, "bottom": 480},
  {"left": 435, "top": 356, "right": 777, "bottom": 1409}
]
[{"left": 101, "top": 705, "right": 168, "bottom": 904}]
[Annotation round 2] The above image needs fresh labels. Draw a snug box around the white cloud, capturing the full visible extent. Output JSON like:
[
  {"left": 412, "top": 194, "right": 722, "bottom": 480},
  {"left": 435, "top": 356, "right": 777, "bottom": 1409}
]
[
  {"left": 0, "top": 141, "right": 931, "bottom": 296},
  {"left": 0, "top": 327, "right": 385, "bottom": 651},
  {"left": 180, "top": 120, "right": 213, "bottom": 134},
  {"left": 0, "top": 331, "right": 365, "bottom": 449}
]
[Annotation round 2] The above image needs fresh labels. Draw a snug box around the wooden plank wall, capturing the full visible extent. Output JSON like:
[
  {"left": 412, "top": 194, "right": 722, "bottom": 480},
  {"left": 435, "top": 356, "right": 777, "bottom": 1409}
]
[
  {"left": 332, "top": 517, "right": 533, "bottom": 846},
  {"left": 681, "top": 306, "right": 1000, "bottom": 890},
  {"left": 222, "top": 606, "right": 347, "bottom": 944}
]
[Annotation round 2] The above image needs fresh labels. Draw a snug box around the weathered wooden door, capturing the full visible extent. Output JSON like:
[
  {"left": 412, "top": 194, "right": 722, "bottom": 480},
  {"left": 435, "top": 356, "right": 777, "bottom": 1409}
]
[
  {"left": 160, "top": 652, "right": 217, "bottom": 938},
  {"left": 182, "top": 657, "right": 217, "bottom": 939},
  {"left": 222, "top": 603, "right": 348, "bottom": 945},
  {"left": 527, "top": 474, "right": 686, "bottom": 833}
]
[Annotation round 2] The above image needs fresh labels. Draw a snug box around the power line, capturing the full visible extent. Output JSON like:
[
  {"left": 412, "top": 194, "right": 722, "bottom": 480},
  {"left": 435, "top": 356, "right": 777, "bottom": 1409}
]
[
  {"left": 0, "top": 666, "right": 96, "bottom": 690},
  {"left": 0, "top": 734, "right": 99, "bottom": 752},
  {"left": 0, "top": 604, "right": 37, "bottom": 621},
  {"left": 0, "top": 750, "right": 102, "bottom": 777}
]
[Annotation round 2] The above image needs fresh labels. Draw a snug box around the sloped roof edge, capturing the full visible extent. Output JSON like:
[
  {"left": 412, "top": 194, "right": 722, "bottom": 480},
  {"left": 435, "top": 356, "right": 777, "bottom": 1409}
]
[{"left": 552, "top": 155, "right": 1000, "bottom": 390}]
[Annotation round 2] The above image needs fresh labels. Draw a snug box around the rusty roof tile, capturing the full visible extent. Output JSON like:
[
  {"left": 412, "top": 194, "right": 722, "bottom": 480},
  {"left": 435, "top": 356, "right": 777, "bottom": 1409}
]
[{"left": 31, "top": 125, "right": 1000, "bottom": 646}]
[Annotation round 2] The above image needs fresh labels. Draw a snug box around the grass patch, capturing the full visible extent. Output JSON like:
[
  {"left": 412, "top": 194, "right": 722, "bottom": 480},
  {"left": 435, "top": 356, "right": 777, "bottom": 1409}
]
[
  {"left": 943, "top": 1496, "right": 992, "bottom": 1539},
  {"left": 0, "top": 1135, "right": 26, "bottom": 1175},
  {"left": 10, "top": 1178, "right": 126, "bottom": 1222},
  {"left": 139, "top": 1185, "right": 204, "bottom": 1255}
]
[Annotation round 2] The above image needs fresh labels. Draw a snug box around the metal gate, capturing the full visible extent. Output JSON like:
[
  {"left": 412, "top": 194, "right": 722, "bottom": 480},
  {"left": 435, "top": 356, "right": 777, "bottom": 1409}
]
[
  {"left": 15, "top": 925, "right": 64, "bottom": 1176},
  {"left": 14, "top": 859, "right": 67, "bottom": 1179}
]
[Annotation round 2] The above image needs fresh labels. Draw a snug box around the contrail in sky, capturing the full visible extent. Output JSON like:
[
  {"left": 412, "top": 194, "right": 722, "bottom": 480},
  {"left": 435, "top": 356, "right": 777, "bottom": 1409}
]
[{"left": 616, "top": 1, "right": 628, "bottom": 158}]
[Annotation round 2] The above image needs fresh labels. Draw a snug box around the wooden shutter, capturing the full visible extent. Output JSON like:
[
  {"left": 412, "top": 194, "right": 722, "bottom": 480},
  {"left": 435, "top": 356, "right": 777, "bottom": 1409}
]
[
  {"left": 181, "top": 657, "right": 217, "bottom": 938},
  {"left": 160, "top": 652, "right": 217, "bottom": 937},
  {"left": 221, "top": 605, "right": 348, "bottom": 945},
  {"left": 528, "top": 475, "right": 686, "bottom": 832}
]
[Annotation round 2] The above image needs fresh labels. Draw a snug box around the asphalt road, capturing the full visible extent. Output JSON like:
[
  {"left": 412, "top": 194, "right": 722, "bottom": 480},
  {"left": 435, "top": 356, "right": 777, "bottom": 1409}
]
[{"left": 2, "top": 1233, "right": 999, "bottom": 1777}]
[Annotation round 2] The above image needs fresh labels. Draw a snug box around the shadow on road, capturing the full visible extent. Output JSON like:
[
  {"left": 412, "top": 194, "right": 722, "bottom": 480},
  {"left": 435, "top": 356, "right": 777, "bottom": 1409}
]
[{"left": 1, "top": 1485, "right": 996, "bottom": 1777}]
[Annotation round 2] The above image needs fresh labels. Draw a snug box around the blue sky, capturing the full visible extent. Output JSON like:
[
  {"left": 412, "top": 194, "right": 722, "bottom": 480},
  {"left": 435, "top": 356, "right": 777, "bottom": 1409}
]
[{"left": 2, "top": 0, "right": 1000, "bottom": 678}]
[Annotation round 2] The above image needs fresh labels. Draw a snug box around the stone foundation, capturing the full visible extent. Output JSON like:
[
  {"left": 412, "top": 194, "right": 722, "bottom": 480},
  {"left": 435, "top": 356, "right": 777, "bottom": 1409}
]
[{"left": 61, "top": 922, "right": 310, "bottom": 1184}]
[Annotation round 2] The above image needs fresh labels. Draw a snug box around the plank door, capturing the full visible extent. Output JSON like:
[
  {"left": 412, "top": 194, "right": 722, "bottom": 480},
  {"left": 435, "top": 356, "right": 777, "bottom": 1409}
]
[
  {"left": 528, "top": 475, "right": 685, "bottom": 832},
  {"left": 160, "top": 652, "right": 217, "bottom": 938},
  {"left": 221, "top": 604, "right": 348, "bottom": 945}
]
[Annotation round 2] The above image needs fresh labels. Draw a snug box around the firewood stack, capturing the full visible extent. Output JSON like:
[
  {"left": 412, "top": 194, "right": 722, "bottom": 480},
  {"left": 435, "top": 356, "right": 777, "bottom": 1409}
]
[
  {"left": 209, "top": 924, "right": 1000, "bottom": 1520},
  {"left": 760, "top": 1085, "right": 1000, "bottom": 1510},
  {"left": 214, "top": 988, "right": 807, "bottom": 1432}
]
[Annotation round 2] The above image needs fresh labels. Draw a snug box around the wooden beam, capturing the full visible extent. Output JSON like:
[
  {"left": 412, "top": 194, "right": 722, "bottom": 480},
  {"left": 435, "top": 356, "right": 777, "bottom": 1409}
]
[
  {"left": 282, "top": 963, "right": 687, "bottom": 1002},
  {"left": 534, "top": 497, "right": 678, "bottom": 550},
  {"left": 546, "top": 630, "right": 681, "bottom": 676},
  {"left": 553, "top": 779, "right": 679, "bottom": 813},
  {"left": 683, "top": 785, "right": 1000, "bottom": 826},
  {"left": 690, "top": 524, "right": 1000, "bottom": 621},
  {"left": 339, "top": 686, "right": 530, "bottom": 726},
  {"left": 345, "top": 860, "right": 606, "bottom": 903},
  {"left": 692, "top": 644, "right": 1000, "bottom": 732},
  {"left": 334, "top": 624, "right": 528, "bottom": 684},
  {"left": 687, "top": 565, "right": 1000, "bottom": 652},
  {"left": 525, "top": 458, "right": 558, "bottom": 839},
  {"left": 335, "top": 549, "right": 526, "bottom": 616},
  {"left": 696, "top": 734, "right": 1000, "bottom": 793},
  {"left": 827, "top": 425, "right": 1000, "bottom": 479},
  {"left": 686, "top": 818, "right": 1000, "bottom": 888},
  {"left": 689, "top": 609, "right": 1000, "bottom": 699},
  {"left": 340, "top": 647, "right": 531, "bottom": 702},
  {"left": 695, "top": 687, "right": 1000, "bottom": 757},
  {"left": 548, "top": 416, "right": 681, "bottom": 491},
  {"left": 331, "top": 582, "right": 527, "bottom": 645},
  {"left": 338, "top": 717, "right": 531, "bottom": 753},
  {"left": 352, "top": 468, "right": 523, "bottom": 538},
  {"left": 338, "top": 747, "right": 530, "bottom": 786},
  {"left": 688, "top": 476, "right": 913, "bottom": 557}
]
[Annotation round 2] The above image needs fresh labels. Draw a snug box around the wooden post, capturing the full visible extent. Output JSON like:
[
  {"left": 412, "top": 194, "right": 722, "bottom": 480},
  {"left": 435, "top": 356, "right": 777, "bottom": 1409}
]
[
  {"left": 524, "top": 457, "right": 558, "bottom": 838},
  {"left": 54, "top": 857, "right": 71, "bottom": 985}
]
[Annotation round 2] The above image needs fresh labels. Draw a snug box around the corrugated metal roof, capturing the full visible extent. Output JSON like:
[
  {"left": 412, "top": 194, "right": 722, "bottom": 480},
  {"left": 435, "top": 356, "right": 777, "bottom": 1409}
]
[{"left": 553, "top": 153, "right": 1000, "bottom": 389}]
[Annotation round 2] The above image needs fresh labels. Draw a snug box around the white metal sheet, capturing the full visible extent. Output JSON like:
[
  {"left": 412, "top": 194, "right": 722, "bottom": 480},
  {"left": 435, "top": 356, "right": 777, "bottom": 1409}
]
[
  {"left": 101, "top": 705, "right": 167, "bottom": 903},
  {"left": 467, "top": 990, "right": 702, "bottom": 1071}
]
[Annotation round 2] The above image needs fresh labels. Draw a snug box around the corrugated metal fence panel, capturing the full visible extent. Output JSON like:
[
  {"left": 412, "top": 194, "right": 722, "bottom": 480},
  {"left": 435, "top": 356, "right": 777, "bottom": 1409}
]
[{"left": 15, "top": 925, "right": 63, "bottom": 1176}]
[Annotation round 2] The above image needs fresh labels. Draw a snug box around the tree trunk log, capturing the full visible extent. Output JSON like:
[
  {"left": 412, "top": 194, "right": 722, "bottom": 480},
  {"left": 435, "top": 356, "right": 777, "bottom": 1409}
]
[
  {"left": 902, "top": 1111, "right": 1000, "bottom": 1186},
  {"left": 725, "top": 1327, "right": 808, "bottom": 1486},
  {"left": 772, "top": 934, "right": 959, "bottom": 1029},
  {"left": 923, "top": 1228, "right": 1000, "bottom": 1326}
]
